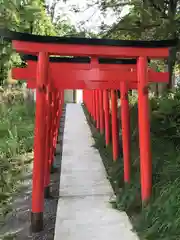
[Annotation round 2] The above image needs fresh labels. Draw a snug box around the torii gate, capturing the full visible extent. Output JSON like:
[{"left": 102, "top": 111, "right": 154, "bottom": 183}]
[
  {"left": 14, "top": 57, "right": 169, "bottom": 153},
  {"left": 13, "top": 54, "right": 169, "bottom": 186},
  {"left": 0, "top": 29, "right": 177, "bottom": 232}
]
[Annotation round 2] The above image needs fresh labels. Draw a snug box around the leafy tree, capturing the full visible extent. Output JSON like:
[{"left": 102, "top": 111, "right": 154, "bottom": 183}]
[
  {"left": 98, "top": 0, "right": 180, "bottom": 89},
  {"left": 0, "top": 0, "right": 62, "bottom": 85}
]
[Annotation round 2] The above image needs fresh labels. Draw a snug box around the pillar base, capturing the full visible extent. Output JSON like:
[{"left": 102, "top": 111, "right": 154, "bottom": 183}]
[
  {"left": 44, "top": 186, "right": 50, "bottom": 198},
  {"left": 50, "top": 165, "right": 59, "bottom": 174},
  {"left": 54, "top": 151, "right": 60, "bottom": 156},
  {"left": 31, "top": 212, "right": 43, "bottom": 233}
]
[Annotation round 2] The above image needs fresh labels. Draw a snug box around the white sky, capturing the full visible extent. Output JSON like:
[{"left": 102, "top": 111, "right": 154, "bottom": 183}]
[{"left": 47, "top": 0, "right": 130, "bottom": 33}]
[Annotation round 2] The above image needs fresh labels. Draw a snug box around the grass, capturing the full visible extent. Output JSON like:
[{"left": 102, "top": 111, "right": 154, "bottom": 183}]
[
  {"left": 0, "top": 88, "right": 35, "bottom": 228},
  {"left": 83, "top": 87, "right": 180, "bottom": 240}
]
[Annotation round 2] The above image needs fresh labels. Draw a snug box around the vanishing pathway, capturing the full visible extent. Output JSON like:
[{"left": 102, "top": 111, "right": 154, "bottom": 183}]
[{"left": 54, "top": 103, "right": 139, "bottom": 240}]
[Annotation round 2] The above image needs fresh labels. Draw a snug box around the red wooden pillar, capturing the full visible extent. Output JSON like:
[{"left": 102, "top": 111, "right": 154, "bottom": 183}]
[
  {"left": 103, "top": 90, "right": 110, "bottom": 146},
  {"left": 53, "top": 93, "right": 61, "bottom": 151},
  {"left": 88, "top": 90, "right": 90, "bottom": 114},
  {"left": 95, "top": 90, "right": 100, "bottom": 130},
  {"left": 51, "top": 91, "right": 60, "bottom": 162},
  {"left": 86, "top": 90, "right": 89, "bottom": 111},
  {"left": 99, "top": 90, "right": 104, "bottom": 134},
  {"left": 83, "top": 90, "right": 86, "bottom": 106},
  {"left": 91, "top": 90, "right": 93, "bottom": 117},
  {"left": 82, "top": 90, "right": 85, "bottom": 104},
  {"left": 51, "top": 91, "right": 57, "bottom": 157},
  {"left": 90, "top": 90, "right": 93, "bottom": 117},
  {"left": 111, "top": 90, "right": 119, "bottom": 161},
  {"left": 61, "top": 90, "right": 64, "bottom": 107},
  {"left": 49, "top": 90, "right": 62, "bottom": 174},
  {"left": 120, "top": 82, "right": 130, "bottom": 183},
  {"left": 44, "top": 85, "right": 52, "bottom": 198},
  {"left": 31, "top": 52, "right": 48, "bottom": 232},
  {"left": 91, "top": 90, "right": 93, "bottom": 119},
  {"left": 86, "top": 90, "right": 89, "bottom": 112},
  {"left": 92, "top": 90, "right": 95, "bottom": 121},
  {"left": 48, "top": 90, "right": 55, "bottom": 170},
  {"left": 58, "top": 91, "right": 63, "bottom": 121},
  {"left": 137, "top": 56, "right": 152, "bottom": 202},
  {"left": 93, "top": 90, "right": 97, "bottom": 124}
]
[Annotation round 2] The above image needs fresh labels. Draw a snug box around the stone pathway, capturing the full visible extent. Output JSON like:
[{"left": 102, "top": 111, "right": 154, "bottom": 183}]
[{"left": 54, "top": 103, "right": 139, "bottom": 240}]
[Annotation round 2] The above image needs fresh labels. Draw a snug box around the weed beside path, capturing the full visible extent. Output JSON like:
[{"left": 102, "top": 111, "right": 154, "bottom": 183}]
[
  {"left": 0, "top": 95, "right": 35, "bottom": 225},
  {"left": 0, "top": 89, "right": 66, "bottom": 240}
]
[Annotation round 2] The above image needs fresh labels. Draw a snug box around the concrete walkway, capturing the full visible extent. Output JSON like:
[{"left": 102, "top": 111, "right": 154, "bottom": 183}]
[{"left": 54, "top": 103, "right": 139, "bottom": 240}]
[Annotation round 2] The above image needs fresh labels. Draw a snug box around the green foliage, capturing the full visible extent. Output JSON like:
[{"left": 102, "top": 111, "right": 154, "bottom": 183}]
[
  {"left": 86, "top": 86, "right": 180, "bottom": 239},
  {"left": 99, "top": 0, "right": 180, "bottom": 39},
  {"left": 0, "top": 0, "right": 78, "bottom": 86},
  {"left": 99, "top": 0, "right": 179, "bottom": 88},
  {"left": 0, "top": 89, "right": 34, "bottom": 224}
]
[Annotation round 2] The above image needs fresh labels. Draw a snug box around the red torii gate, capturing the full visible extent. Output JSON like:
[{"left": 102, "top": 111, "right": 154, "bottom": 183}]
[
  {"left": 1, "top": 29, "right": 177, "bottom": 232},
  {"left": 13, "top": 55, "right": 169, "bottom": 184},
  {"left": 13, "top": 55, "right": 169, "bottom": 153},
  {"left": 14, "top": 55, "right": 167, "bottom": 88}
]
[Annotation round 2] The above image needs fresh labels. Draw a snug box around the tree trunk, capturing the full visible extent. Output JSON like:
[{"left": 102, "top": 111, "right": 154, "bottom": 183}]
[
  {"left": 167, "top": 47, "right": 177, "bottom": 89},
  {"left": 166, "top": 0, "right": 178, "bottom": 89}
]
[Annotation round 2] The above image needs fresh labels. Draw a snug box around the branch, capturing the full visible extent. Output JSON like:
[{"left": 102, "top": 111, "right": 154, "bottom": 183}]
[
  {"left": 100, "top": 0, "right": 133, "bottom": 11},
  {"left": 80, "top": 2, "right": 99, "bottom": 13},
  {"left": 104, "top": 21, "right": 161, "bottom": 37},
  {"left": 148, "top": 0, "right": 168, "bottom": 19}
]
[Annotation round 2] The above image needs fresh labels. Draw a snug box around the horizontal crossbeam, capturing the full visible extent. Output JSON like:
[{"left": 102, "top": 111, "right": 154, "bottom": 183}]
[{"left": 12, "top": 64, "right": 169, "bottom": 90}]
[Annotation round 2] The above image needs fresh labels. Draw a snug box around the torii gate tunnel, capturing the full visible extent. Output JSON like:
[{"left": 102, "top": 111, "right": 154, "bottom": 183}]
[{"left": 1, "top": 29, "right": 177, "bottom": 233}]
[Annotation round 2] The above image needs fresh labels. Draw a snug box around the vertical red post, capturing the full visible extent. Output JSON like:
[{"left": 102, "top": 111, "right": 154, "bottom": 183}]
[
  {"left": 88, "top": 90, "right": 90, "bottom": 113},
  {"left": 48, "top": 90, "right": 55, "bottom": 171},
  {"left": 53, "top": 93, "right": 61, "bottom": 152},
  {"left": 95, "top": 90, "right": 100, "bottom": 130},
  {"left": 86, "top": 90, "right": 89, "bottom": 112},
  {"left": 44, "top": 84, "right": 52, "bottom": 198},
  {"left": 51, "top": 91, "right": 61, "bottom": 168},
  {"left": 120, "top": 82, "right": 130, "bottom": 183},
  {"left": 137, "top": 56, "right": 152, "bottom": 202},
  {"left": 90, "top": 90, "right": 93, "bottom": 118},
  {"left": 91, "top": 90, "right": 94, "bottom": 120},
  {"left": 93, "top": 90, "right": 97, "bottom": 124},
  {"left": 111, "top": 90, "right": 119, "bottom": 161},
  {"left": 31, "top": 52, "right": 48, "bottom": 232},
  {"left": 103, "top": 90, "right": 110, "bottom": 146},
  {"left": 99, "top": 90, "right": 104, "bottom": 134},
  {"left": 91, "top": 90, "right": 94, "bottom": 118},
  {"left": 82, "top": 90, "right": 85, "bottom": 103}
]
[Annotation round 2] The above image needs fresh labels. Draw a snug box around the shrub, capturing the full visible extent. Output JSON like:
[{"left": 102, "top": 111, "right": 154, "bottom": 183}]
[{"left": 0, "top": 88, "right": 35, "bottom": 223}]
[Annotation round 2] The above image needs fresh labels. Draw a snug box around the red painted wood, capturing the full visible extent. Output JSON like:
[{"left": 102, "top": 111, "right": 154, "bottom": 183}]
[
  {"left": 95, "top": 90, "right": 100, "bottom": 129},
  {"left": 12, "top": 66, "right": 169, "bottom": 90},
  {"left": 111, "top": 90, "right": 119, "bottom": 161},
  {"left": 103, "top": 90, "right": 110, "bottom": 146},
  {"left": 10, "top": 40, "right": 171, "bottom": 207},
  {"left": 32, "top": 52, "right": 48, "bottom": 213},
  {"left": 120, "top": 81, "right": 130, "bottom": 183},
  {"left": 44, "top": 85, "right": 52, "bottom": 189},
  {"left": 93, "top": 90, "right": 96, "bottom": 122},
  {"left": 99, "top": 90, "right": 104, "bottom": 134},
  {"left": 13, "top": 40, "right": 169, "bottom": 58},
  {"left": 137, "top": 57, "right": 152, "bottom": 202}
]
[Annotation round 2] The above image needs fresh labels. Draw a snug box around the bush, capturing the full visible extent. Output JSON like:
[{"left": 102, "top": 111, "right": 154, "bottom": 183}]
[{"left": 0, "top": 89, "right": 35, "bottom": 223}]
